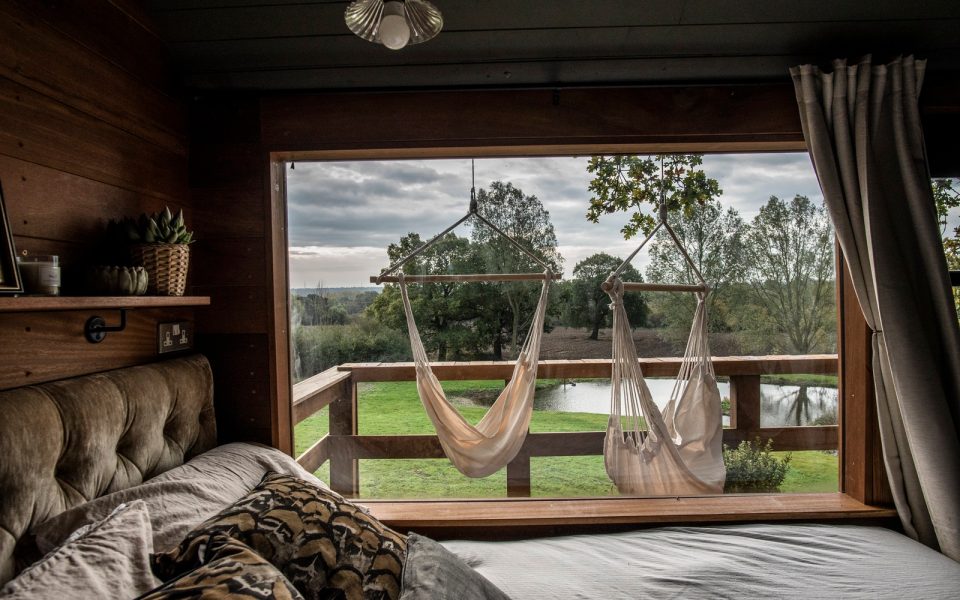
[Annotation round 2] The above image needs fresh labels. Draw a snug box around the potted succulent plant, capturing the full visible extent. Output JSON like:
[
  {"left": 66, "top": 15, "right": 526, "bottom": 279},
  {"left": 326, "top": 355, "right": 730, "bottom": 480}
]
[{"left": 109, "top": 207, "right": 194, "bottom": 296}]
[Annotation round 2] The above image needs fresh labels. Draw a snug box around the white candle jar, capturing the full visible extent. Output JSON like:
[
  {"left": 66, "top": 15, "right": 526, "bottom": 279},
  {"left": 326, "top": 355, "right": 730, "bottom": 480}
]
[{"left": 17, "top": 255, "right": 61, "bottom": 296}]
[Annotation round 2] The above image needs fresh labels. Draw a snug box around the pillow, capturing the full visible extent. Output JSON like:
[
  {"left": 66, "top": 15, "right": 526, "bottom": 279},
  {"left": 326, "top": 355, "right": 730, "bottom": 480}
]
[
  {"left": 153, "top": 472, "right": 406, "bottom": 600},
  {"left": 1, "top": 500, "right": 158, "bottom": 599},
  {"left": 399, "top": 534, "right": 511, "bottom": 600},
  {"left": 32, "top": 442, "right": 327, "bottom": 555},
  {"left": 136, "top": 533, "right": 305, "bottom": 600}
]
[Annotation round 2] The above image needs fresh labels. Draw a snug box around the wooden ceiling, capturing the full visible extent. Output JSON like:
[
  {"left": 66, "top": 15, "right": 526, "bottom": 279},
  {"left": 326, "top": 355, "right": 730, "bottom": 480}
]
[{"left": 143, "top": 1, "right": 960, "bottom": 91}]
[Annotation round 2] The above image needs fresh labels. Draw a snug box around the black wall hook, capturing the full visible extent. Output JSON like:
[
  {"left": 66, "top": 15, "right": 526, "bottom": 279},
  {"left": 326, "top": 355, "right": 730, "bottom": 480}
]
[{"left": 84, "top": 310, "right": 127, "bottom": 343}]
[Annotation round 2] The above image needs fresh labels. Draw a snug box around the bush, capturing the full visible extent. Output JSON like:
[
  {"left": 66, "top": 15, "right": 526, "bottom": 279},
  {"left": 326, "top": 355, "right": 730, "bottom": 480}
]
[
  {"left": 723, "top": 438, "right": 791, "bottom": 493},
  {"left": 293, "top": 317, "right": 411, "bottom": 382}
]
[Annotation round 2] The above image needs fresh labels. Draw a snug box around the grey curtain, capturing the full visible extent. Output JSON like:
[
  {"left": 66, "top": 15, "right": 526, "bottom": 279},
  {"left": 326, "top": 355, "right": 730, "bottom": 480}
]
[{"left": 790, "top": 56, "right": 960, "bottom": 561}]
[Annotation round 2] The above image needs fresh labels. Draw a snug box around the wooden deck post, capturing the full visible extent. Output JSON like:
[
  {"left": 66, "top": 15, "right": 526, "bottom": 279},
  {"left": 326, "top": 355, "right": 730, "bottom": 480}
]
[
  {"left": 730, "top": 375, "right": 761, "bottom": 443},
  {"left": 506, "top": 449, "right": 532, "bottom": 497},
  {"left": 329, "top": 378, "right": 359, "bottom": 497}
]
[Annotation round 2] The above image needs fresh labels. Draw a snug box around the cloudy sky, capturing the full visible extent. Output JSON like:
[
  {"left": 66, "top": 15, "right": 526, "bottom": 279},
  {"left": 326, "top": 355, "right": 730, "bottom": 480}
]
[{"left": 286, "top": 153, "right": 825, "bottom": 288}]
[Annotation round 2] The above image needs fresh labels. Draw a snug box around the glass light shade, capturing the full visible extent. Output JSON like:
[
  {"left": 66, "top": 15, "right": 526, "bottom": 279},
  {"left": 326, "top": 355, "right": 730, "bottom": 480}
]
[
  {"left": 379, "top": 3, "right": 411, "bottom": 50},
  {"left": 345, "top": 0, "right": 443, "bottom": 48}
]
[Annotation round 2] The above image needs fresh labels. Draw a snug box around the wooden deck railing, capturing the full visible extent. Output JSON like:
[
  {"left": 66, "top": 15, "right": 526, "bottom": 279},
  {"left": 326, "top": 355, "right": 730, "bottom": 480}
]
[{"left": 293, "top": 355, "right": 838, "bottom": 498}]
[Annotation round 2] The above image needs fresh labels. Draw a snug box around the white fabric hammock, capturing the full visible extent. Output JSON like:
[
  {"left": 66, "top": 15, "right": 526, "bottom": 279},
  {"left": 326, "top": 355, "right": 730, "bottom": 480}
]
[
  {"left": 604, "top": 276, "right": 726, "bottom": 496},
  {"left": 398, "top": 273, "right": 551, "bottom": 478}
]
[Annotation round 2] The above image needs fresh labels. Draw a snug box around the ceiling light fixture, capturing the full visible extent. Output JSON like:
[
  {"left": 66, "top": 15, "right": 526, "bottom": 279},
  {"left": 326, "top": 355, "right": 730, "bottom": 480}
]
[{"left": 345, "top": 0, "right": 443, "bottom": 51}]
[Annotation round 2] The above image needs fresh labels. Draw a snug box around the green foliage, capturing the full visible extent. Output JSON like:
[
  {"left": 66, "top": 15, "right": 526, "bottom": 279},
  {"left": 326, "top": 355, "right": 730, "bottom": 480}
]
[
  {"left": 293, "top": 292, "right": 348, "bottom": 326},
  {"left": 293, "top": 318, "right": 411, "bottom": 381},
  {"left": 565, "top": 252, "right": 648, "bottom": 339},
  {"left": 472, "top": 181, "right": 564, "bottom": 357},
  {"left": 367, "top": 232, "right": 489, "bottom": 361},
  {"left": 109, "top": 207, "right": 194, "bottom": 245},
  {"left": 367, "top": 181, "right": 564, "bottom": 361},
  {"left": 586, "top": 154, "right": 722, "bottom": 239},
  {"left": 743, "top": 195, "right": 835, "bottom": 354},
  {"left": 645, "top": 200, "right": 745, "bottom": 342},
  {"left": 933, "top": 178, "right": 960, "bottom": 319},
  {"left": 723, "top": 438, "right": 791, "bottom": 494}
]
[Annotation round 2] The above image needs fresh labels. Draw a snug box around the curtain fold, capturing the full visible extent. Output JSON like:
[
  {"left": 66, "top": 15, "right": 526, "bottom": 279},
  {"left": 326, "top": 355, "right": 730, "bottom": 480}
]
[{"left": 791, "top": 55, "right": 960, "bottom": 561}]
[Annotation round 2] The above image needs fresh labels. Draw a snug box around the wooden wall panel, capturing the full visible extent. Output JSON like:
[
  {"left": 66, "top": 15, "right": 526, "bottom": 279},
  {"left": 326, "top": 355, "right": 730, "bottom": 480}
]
[
  {"left": 0, "top": 1, "right": 185, "bottom": 154},
  {"left": 0, "top": 307, "right": 194, "bottom": 389},
  {"left": 261, "top": 86, "right": 807, "bottom": 154},
  {"left": 0, "top": 2, "right": 193, "bottom": 398}
]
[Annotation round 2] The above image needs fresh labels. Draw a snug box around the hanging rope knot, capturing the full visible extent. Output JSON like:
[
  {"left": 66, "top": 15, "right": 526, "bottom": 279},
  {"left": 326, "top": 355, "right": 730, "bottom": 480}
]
[{"left": 602, "top": 274, "right": 623, "bottom": 306}]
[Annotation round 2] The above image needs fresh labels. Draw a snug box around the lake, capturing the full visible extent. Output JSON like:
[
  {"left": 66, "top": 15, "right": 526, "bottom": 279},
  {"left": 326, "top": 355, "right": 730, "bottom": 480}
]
[{"left": 453, "top": 378, "right": 838, "bottom": 428}]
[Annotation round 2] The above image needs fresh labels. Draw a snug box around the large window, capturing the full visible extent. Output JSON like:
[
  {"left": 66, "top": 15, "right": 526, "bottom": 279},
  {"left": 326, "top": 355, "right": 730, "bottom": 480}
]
[{"left": 286, "top": 153, "right": 839, "bottom": 499}]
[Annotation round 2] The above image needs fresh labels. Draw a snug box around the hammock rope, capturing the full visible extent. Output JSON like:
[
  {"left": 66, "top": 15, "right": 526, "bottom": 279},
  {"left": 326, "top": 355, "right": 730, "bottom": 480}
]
[
  {"left": 398, "top": 270, "right": 551, "bottom": 477},
  {"left": 605, "top": 276, "right": 725, "bottom": 495}
]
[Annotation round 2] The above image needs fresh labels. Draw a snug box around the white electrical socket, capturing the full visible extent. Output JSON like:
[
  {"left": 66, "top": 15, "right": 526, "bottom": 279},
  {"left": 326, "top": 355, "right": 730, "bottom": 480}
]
[{"left": 158, "top": 321, "right": 194, "bottom": 354}]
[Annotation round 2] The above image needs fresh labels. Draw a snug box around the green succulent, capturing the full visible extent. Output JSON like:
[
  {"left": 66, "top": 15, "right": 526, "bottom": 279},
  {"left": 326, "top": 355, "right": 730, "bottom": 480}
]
[{"left": 109, "top": 207, "right": 194, "bottom": 245}]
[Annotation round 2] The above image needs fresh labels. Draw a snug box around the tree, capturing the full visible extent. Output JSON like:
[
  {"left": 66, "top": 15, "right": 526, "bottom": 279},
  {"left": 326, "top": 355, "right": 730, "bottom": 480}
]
[
  {"left": 472, "top": 181, "right": 563, "bottom": 357},
  {"left": 296, "top": 285, "right": 348, "bottom": 326},
  {"left": 932, "top": 178, "right": 960, "bottom": 319},
  {"left": 366, "top": 232, "right": 486, "bottom": 360},
  {"left": 566, "top": 253, "right": 648, "bottom": 339},
  {"left": 586, "top": 154, "right": 722, "bottom": 239},
  {"left": 744, "top": 195, "right": 835, "bottom": 354},
  {"left": 645, "top": 199, "right": 745, "bottom": 339}
]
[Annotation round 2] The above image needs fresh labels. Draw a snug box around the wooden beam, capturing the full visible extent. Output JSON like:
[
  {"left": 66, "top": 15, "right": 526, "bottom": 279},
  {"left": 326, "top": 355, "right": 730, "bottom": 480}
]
[
  {"left": 296, "top": 434, "right": 330, "bottom": 474},
  {"left": 372, "top": 272, "right": 561, "bottom": 284},
  {"left": 730, "top": 375, "right": 761, "bottom": 437},
  {"left": 328, "top": 380, "right": 360, "bottom": 497},
  {"left": 263, "top": 85, "right": 805, "bottom": 154},
  {"left": 837, "top": 255, "right": 891, "bottom": 505},
  {"left": 325, "top": 427, "right": 837, "bottom": 462},
  {"left": 339, "top": 355, "right": 838, "bottom": 382},
  {"left": 292, "top": 368, "right": 353, "bottom": 424}
]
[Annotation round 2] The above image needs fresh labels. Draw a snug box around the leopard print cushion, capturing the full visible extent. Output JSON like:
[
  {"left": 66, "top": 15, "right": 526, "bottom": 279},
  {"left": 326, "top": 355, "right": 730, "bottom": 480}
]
[
  {"left": 152, "top": 473, "right": 406, "bottom": 600},
  {"left": 139, "top": 534, "right": 304, "bottom": 600}
]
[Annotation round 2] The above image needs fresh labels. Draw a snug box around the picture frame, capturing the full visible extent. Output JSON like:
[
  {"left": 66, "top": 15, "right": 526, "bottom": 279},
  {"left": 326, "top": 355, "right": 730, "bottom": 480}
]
[{"left": 0, "top": 179, "right": 23, "bottom": 294}]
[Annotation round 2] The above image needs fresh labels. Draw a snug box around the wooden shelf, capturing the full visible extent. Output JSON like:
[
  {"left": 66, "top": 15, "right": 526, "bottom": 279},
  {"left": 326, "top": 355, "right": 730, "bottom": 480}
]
[{"left": 0, "top": 296, "right": 211, "bottom": 313}]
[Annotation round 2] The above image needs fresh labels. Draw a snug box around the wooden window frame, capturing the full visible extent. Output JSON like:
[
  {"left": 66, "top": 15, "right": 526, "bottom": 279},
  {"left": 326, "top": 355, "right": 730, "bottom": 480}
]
[{"left": 265, "top": 84, "right": 892, "bottom": 530}]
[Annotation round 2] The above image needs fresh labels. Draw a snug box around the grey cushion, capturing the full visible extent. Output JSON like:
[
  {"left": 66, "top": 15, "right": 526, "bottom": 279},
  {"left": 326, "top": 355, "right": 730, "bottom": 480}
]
[
  {"left": 0, "top": 500, "right": 158, "bottom": 599},
  {"left": 401, "top": 534, "right": 510, "bottom": 600},
  {"left": 32, "top": 442, "right": 324, "bottom": 556},
  {"left": 0, "top": 355, "right": 217, "bottom": 585}
]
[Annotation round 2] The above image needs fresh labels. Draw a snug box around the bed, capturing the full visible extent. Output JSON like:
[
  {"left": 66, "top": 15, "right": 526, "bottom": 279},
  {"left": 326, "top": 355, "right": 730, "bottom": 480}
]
[{"left": 1, "top": 355, "right": 958, "bottom": 599}]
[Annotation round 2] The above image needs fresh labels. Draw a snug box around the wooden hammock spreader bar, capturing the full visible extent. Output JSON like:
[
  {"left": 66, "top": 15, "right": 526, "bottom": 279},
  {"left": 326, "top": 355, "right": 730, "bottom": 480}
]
[
  {"left": 601, "top": 280, "right": 709, "bottom": 293},
  {"left": 373, "top": 272, "right": 561, "bottom": 284}
]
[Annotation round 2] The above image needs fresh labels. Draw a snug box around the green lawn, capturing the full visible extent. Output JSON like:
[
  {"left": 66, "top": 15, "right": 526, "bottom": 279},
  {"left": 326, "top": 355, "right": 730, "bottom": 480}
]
[{"left": 294, "top": 380, "right": 838, "bottom": 498}]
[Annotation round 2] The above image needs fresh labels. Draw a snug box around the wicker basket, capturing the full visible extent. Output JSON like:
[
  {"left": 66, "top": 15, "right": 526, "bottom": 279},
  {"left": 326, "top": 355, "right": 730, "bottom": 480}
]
[{"left": 132, "top": 243, "right": 189, "bottom": 296}]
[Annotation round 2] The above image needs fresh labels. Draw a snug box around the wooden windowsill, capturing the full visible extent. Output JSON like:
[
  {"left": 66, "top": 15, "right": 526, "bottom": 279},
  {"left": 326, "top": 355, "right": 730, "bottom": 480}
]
[{"left": 363, "top": 493, "right": 897, "bottom": 538}]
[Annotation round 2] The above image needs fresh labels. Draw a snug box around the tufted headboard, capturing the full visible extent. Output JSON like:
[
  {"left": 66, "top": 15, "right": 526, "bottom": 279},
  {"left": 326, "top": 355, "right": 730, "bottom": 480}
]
[{"left": 0, "top": 354, "right": 217, "bottom": 584}]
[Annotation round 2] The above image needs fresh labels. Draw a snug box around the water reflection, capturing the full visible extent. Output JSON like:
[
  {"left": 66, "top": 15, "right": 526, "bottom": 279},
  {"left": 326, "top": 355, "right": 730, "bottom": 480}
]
[{"left": 451, "top": 379, "right": 838, "bottom": 428}]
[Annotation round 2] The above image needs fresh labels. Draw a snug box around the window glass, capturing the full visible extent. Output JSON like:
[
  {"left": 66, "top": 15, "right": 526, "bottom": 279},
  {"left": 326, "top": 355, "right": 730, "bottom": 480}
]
[{"left": 287, "top": 154, "right": 839, "bottom": 498}]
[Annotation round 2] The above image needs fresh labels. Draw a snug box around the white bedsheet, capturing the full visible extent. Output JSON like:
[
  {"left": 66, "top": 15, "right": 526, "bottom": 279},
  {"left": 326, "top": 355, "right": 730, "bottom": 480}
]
[{"left": 442, "top": 523, "right": 960, "bottom": 599}]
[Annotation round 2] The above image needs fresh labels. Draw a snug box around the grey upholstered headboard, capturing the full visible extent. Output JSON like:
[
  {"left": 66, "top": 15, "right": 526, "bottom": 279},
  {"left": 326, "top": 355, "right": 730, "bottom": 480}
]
[{"left": 0, "top": 355, "right": 217, "bottom": 584}]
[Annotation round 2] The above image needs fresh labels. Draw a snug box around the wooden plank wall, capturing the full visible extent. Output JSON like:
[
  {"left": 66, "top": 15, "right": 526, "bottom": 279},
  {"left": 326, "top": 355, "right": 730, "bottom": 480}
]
[
  {"left": 0, "top": 0, "right": 191, "bottom": 390},
  {"left": 189, "top": 94, "right": 284, "bottom": 448}
]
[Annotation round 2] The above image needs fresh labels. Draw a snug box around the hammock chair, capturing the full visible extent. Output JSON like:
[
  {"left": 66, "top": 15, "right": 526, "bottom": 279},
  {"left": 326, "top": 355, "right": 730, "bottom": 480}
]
[
  {"left": 371, "top": 169, "right": 558, "bottom": 478},
  {"left": 602, "top": 201, "right": 726, "bottom": 496}
]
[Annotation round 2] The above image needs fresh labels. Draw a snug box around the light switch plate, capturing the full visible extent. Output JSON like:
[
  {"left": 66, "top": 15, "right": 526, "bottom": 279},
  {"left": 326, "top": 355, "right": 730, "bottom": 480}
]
[{"left": 158, "top": 321, "right": 194, "bottom": 354}]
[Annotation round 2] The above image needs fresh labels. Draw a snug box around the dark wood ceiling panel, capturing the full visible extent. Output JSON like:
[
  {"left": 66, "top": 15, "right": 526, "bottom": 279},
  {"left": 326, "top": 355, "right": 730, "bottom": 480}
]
[
  {"left": 147, "top": 0, "right": 960, "bottom": 40},
  {"left": 144, "top": 0, "right": 960, "bottom": 90},
  {"left": 175, "top": 56, "right": 838, "bottom": 91}
]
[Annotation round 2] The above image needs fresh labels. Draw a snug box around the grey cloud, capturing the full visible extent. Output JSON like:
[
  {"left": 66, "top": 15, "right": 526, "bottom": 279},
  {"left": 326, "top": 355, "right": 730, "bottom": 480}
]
[{"left": 284, "top": 153, "right": 824, "bottom": 286}]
